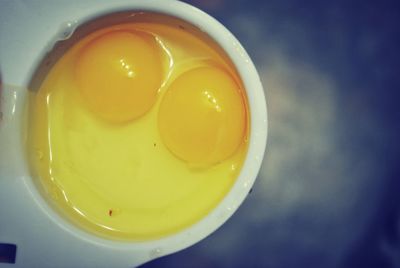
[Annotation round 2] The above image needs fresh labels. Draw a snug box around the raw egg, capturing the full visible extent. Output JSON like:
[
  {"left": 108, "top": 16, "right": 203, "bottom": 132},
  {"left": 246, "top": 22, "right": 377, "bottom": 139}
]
[
  {"left": 75, "top": 30, "right": 162, "bottom": 123},
  {"left": 27, "top": 13, "right": 249, "bottom": 240},
  {"left": 159, "top": 66, "right": 246, "bottom": 165}
]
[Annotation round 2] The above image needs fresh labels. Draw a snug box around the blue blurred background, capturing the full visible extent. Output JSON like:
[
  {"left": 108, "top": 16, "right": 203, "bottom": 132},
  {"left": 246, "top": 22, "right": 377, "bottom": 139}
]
[{"left": 143, "top": 0, "right": 400, "bottom": 267}]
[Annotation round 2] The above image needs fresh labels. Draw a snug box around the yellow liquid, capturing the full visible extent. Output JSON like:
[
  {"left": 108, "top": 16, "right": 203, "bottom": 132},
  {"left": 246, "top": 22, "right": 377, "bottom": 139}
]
[{"left": 27, "top": 13, "right": 249, "bottom": 240}]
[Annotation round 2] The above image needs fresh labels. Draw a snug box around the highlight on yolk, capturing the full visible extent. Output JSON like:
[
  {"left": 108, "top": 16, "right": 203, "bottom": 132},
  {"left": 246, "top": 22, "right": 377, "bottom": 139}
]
[
  {"left": 158, "top": 66, "right": 247, "bottom": 165},
  {"left": 75, "top": 30, "right": 163, "bottom": 123}
]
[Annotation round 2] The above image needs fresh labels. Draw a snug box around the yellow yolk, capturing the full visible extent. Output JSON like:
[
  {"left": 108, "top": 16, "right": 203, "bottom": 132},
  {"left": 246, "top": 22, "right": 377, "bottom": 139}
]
[
  {"left": 75, "top": 30, "right": 162, "bottom": 123},
  {"left": 159, "top": 66, "right": 246, "bottom": 165}
]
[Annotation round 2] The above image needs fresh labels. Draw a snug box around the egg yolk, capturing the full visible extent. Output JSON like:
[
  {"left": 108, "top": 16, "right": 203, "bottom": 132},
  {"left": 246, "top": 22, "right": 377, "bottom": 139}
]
[
  {"left": 158, "top": 66, "right": 247, "bottom": 165},
  {"left": 75, "top": 30, "right": 162, "bottom": 123}
]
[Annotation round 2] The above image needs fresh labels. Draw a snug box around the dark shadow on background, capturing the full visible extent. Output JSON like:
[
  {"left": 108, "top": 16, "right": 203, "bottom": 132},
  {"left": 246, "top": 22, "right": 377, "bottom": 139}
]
[{"left": 0, "top": 243, "right": 17, "bottom": 264}]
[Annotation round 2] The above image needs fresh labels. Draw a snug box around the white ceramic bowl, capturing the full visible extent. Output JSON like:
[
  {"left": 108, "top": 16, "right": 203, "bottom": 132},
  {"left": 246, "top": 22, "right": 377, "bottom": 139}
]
[{"left": 0, "top": 1, "right": 267, "bottom": 267}]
